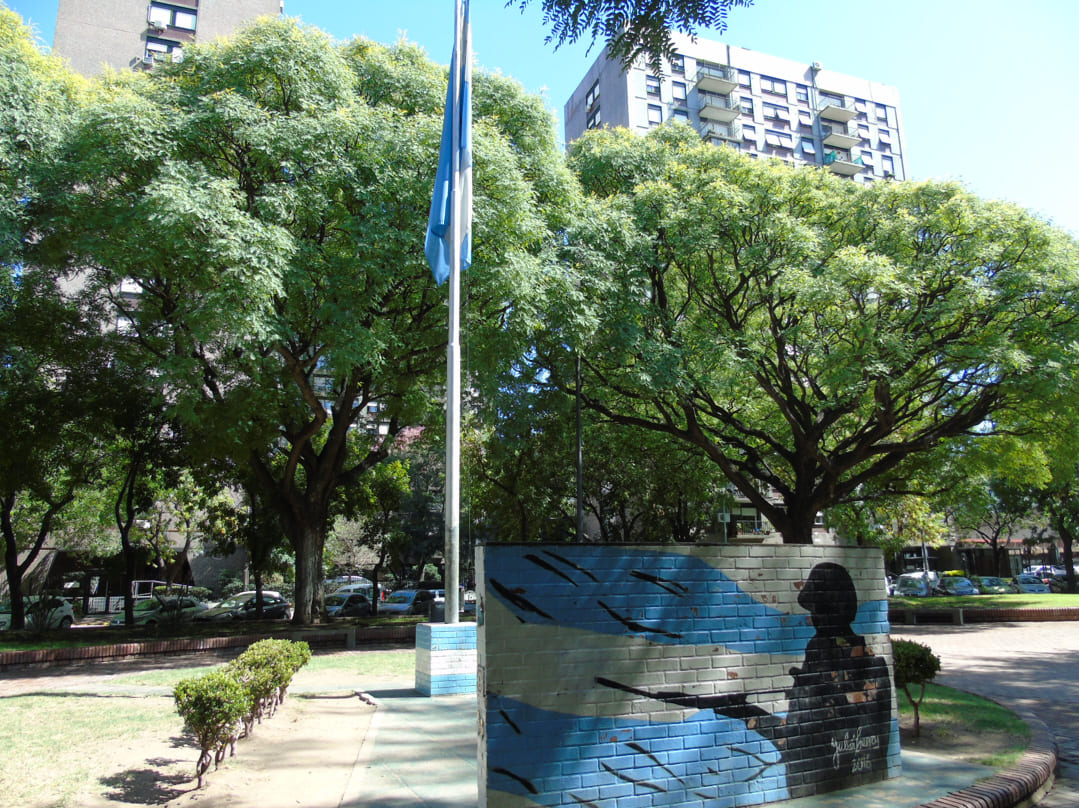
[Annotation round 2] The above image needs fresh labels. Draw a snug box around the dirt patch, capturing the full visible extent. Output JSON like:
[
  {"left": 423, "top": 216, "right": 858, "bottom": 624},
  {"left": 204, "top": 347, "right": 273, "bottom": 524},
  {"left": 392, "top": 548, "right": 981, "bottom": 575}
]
[{"left": 71, "top": 688, "right": 377, "bottom": 808}]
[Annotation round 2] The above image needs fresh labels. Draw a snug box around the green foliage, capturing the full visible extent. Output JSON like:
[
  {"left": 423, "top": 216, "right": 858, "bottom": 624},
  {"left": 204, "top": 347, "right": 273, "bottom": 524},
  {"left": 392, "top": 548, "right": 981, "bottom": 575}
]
[
  {"left": 515, "top": 0, "right": 754, "bottom": 73},
  {"left": 173, "top": 639, "right": 310, "bottom": 788},
  {"left": 31, "top": 18, "right": 575, "bottom": 623},
  {"left": 173, "top": 668, "right": 247, "bottom": 787},
  {"left": 540, "top": 126, "right": 1079, "bottom": 544},
  {"left": 893, "top": 639, "right": 941, "bottom": 738}
]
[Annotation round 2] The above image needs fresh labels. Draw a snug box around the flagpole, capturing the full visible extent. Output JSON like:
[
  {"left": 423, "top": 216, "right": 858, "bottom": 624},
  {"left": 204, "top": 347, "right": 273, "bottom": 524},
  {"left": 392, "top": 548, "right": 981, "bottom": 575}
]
[{"left": 443, "top": 0, "right": 466, "bottom": 624}]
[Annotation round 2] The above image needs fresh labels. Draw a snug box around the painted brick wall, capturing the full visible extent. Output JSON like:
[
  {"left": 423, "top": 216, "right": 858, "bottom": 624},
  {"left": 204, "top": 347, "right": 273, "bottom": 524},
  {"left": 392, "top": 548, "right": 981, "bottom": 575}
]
[{"left": 477, "top": 544, "right": 899, "bottom": 808}]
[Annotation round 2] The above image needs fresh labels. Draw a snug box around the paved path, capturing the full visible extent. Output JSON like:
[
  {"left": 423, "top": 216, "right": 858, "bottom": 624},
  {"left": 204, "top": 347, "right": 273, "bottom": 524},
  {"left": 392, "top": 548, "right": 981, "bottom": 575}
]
[{"left": 892, "top": 622, "right": 1079, "bottom": 807}]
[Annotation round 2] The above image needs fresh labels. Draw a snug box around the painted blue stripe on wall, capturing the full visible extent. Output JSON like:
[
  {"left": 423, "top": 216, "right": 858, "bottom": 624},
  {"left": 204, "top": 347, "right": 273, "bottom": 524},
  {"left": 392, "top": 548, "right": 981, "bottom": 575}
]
[{"left": 485, "top": 546, "right": 886, "bottom": 656}]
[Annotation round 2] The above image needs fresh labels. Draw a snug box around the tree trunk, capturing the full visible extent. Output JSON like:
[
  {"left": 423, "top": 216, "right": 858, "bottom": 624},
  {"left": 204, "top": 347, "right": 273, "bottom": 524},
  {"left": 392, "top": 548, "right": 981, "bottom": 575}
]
[
  {"left": 120, "top": 527, "right": 138, "bottom": 625},
  {"left": 1061, "top": 523, "right": 1077, "bottom": 594},
  {"left": 291, "top": 523, "right": 325, "bottom": 624}
]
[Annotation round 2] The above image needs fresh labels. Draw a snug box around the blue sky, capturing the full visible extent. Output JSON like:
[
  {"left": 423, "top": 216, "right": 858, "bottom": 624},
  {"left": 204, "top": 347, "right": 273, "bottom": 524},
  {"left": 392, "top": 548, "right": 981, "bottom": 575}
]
[{"left": 6, "top": 0, "right": 1079, "bottom": 236}]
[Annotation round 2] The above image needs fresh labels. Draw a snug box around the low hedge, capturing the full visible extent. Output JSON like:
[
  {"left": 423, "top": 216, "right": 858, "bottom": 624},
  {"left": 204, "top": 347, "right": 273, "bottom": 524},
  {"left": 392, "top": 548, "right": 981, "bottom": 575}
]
[{"left": 174, "top": 638, "right": 311, "bottom": 788}]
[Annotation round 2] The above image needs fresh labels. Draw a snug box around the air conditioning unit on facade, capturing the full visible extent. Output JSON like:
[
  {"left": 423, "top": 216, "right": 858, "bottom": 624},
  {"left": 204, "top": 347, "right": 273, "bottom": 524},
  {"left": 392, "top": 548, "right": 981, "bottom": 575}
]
[
  {"left": 149, "top": 20, "right": 166, "bottom": 32},
  {"left": 811, "top": 61, "right": 823, "bottom": 71}
]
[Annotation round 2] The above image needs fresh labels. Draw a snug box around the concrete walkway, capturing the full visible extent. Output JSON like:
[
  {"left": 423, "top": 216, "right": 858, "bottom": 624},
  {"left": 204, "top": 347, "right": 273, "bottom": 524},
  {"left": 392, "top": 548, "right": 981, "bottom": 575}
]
[{"left": 894, "top": 622, "right": 1079, "bottom": 807}]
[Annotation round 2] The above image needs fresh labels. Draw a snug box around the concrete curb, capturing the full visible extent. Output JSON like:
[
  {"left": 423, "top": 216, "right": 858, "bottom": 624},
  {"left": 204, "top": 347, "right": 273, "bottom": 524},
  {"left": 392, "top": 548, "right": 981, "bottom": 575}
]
[{"left": 917, "top": 717, "right": 1057, "bottom": 808}]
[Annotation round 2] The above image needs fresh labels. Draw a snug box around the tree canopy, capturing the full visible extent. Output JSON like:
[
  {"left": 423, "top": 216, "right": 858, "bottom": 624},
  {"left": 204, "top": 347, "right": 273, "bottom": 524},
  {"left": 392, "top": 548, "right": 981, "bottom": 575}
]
[
  {"left": 533, "top": 125, "right": 1079, "bottom": 544},
  {"left": 31, "top": 18, "right": 576, "bottom": 621}
]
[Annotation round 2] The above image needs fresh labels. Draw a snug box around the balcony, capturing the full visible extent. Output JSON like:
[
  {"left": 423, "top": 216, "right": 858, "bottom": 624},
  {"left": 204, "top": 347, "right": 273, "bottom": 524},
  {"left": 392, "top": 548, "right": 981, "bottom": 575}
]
[
  {"left": 693, "top": 63, "right": 737, "bottom": 96},
  {"left": 700, "top": 120, "right": 742, "bottom": 142},
  {"left": 821, "top": 122, "right": 860, "bottom": 150},
  {"left": 824, "top": 150, "right": 864, "bottom": 176},
  {"left": 818, "top": 97, "right": 857, "bottom": 123},
  {"left": 699, "top": 92, "right": 741, "bottom": 122}
]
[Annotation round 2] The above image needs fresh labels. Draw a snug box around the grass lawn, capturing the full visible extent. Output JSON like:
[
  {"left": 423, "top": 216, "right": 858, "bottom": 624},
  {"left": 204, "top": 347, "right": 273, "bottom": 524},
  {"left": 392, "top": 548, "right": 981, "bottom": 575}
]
[
  {"left": 890, "top": 593, "right": 1079, "bottom": 609},
  {"left": 896, "top": 682, "right": 1031, "bottom": 768}
]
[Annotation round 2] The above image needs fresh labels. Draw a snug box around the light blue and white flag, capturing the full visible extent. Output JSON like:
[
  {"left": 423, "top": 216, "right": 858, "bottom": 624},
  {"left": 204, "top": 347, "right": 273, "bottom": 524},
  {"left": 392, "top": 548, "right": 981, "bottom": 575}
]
[{"left": 425, "top": 0, "right": 472, "bottom": 287}]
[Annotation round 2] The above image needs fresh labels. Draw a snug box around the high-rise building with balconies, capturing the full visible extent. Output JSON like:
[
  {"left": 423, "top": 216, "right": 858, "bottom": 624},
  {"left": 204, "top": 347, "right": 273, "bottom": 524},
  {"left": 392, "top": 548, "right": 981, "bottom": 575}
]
[
  {"left": 53, "top": 0, "right": 282, "bottom": 77},
  {"left": 565, "top": 32, "right": 907, "bottom": 183}
]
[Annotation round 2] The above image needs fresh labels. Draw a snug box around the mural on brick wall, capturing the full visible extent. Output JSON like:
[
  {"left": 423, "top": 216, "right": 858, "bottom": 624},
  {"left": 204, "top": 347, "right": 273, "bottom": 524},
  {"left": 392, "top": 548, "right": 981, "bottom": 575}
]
[{"left": 479, "top": 545, "right": 899, "bottom": 808}]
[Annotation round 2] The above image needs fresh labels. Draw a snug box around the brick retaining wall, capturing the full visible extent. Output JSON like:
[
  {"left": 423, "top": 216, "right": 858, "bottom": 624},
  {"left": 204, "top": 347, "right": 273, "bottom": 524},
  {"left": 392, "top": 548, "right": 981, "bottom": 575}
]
[{"left": 0, "top": 624, "right": 416, "bottom": 671}]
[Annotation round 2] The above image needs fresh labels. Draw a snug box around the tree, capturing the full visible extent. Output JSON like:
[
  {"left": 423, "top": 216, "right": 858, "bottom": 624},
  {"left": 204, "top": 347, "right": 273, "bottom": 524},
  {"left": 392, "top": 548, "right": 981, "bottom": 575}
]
[
  {"left": 329, "top": 458, "right": 411, "bottom": 612},
  {"left": 468, "top": 381, "right": 733, "bottom": 542},
  {"left": 534, "top": 125, "right": 1079, "bottom": 545},
  {"left": 514, "top": 0, "right": 755, "bottom": 71},
  {"left": 946, "top": 478, "right": 1037, "bottom": 576},
  {"left": 33, "top": 20, "right": 575, "bottom": 622},
  {"left": 0, "top": 268, "right": 122, "bottom": 627},
  {"left": 892, "top": 639, "right": 940, "bottom": 739},
  {"left": 828, "top": 494, "right": 947, "bottom": 564}
]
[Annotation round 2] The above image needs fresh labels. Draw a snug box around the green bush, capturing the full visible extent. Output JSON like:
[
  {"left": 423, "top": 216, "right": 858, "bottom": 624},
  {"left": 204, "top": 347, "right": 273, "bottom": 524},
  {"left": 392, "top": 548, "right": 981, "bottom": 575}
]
[
  {"left": 893, "top": 638, "right": 941, "bottom": 738},
  {"left": 174, "top": 639, "right": 311, "bottom": 788},
  {"left": 174, "top": 669, "right": 247, "bottom": 788}
]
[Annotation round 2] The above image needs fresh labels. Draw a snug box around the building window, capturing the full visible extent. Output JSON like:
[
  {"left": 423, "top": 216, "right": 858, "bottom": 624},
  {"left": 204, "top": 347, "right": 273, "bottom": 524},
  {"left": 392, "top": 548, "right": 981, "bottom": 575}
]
[
  {"left": 763, "top": 102, "right": 790, "bottom": 122},
  {"left": 742, "top": 123, "right": 756, "bottom": 140},
  {"left": 882, "top": 155, "right": 895, "bottom": 176},
  {"left": 144, "top": 37, "right": 183, "bottom": 63},
  {"left": 760, "top": 76, "right": 787, "bottom": 96},
  {"left": 738, "top": 70, "right": 751, "bottom": 87},
  {"left": 586, "top": 107, "right": 602, "bottom": 129},
  {"left": 860, "top": 150, "right": 875, "bottom": 166},
  {"left": 671, "top": 54, "right": 685, "bottom": 75},
  {"left": 878, "top": 128, "right": 893, "bottom": 149},
  {"left": 585, "top": 80, "right": 599, "bottom": 109},
  {"left": 795, "top": 84, "right": 809, "bottom": 104},
  {"left": 800, "top": 137, "right": 816, "bottom": 155},
  {"left": 876, "top": 105, "right": 889, "bottom": 122},
  {"left": 672, "top": 81, "right": 687, "bottom": 103},
  {"left": 672, "top": 108, "right": 689, "bottom": 122},
  {"left": 765, "top": 130, "right": 792, "bottom": 149},
  {"left": 798, "top": 110, "right": 813, "bottom": 129},
  {"left": 740, "top": 97, "right": 754, "bottom": 116},
  {"left": 647, "top": 104, "right": 663, "bottom": 125},
  {"left": 819, "top": 92, "right": 844, "bottom": 108},
  {"left": 646, "top": 75, "right": 661, "bottom": 97},
  {"left": 148, "top": 3, "right": 196, "bottom": 31},
  {"left": 857, "top": 123, "right": 870, "bottom": 139}
]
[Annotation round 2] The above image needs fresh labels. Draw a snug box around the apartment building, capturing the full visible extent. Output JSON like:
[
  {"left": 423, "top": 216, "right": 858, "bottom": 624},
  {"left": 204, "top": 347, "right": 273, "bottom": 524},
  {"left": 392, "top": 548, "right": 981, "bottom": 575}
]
[
  {"left": 53, "top": 0, "right": 282, "bottom": 76},
  {"left": 565, "top": 32, "right": 907, "bottom": 183}
]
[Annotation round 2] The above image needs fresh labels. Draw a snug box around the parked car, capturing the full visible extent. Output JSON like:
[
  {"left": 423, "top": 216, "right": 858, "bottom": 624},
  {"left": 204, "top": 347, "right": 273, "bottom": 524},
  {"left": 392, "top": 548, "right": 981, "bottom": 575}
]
[
  {"left": 0, "top": 595, "right": 75, "bottom": 630},
  {"left": 1012, "top": 574, "right": 1051, "bottom": 594},
  {"left": 973, "top": 576, "right": 1012, "bottom": 595},
  {"left": 1048, "top": 575, "right": 1073, "bottom": 593},
  {"left": 934, "top": 577, "right": 980, "bottom": 596},
  {"left": 194, "top": 590, "right": 292, "bottom": 621},
  {"left": 1025, "top": 565, "right": 1065, "bottom": 579},
  {"left": 331, "top": 581, "right": 376, "bottom": 598},
  {"left": 893, "top": 573, "right": 933, "bottom": 597},
  {"left": 380, "top": 588, "right": 439, "bottom": 615},
  {"left": 109, "top": 595, "right": 208, "bottom": 626},
  {"left": 325, "top": 592, "right": 373, "bottom": 618}
]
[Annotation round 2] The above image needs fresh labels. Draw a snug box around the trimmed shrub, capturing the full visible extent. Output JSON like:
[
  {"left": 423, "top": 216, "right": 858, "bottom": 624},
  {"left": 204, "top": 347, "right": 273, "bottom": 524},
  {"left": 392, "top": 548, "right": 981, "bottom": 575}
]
[
  {"left": 174, "top": 669, "right": 247, "bottom": 788},
  {"left": 893, "top": 638, "right": 941, "bottom": 738},
  {"left": 174, "top": 639, "right": 311, "bottom": 787}
]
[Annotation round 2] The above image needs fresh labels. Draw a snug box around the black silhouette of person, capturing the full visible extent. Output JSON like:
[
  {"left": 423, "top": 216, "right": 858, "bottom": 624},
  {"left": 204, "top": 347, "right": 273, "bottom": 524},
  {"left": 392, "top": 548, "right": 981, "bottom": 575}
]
[{"left": 598, "top": 562, "right": 893, "bottom": 798}]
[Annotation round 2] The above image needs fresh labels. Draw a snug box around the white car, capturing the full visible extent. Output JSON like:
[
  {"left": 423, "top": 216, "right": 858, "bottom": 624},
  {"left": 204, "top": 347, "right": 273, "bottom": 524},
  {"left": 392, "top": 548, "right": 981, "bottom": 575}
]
[{"left": 0, "top": 595, "right": 76, "bottom": 630}]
